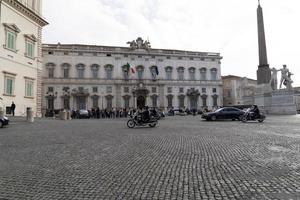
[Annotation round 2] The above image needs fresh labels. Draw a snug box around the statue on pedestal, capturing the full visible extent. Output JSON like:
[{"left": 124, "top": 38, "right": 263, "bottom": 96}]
[
  {"left": 269, "top": 67, "right": 278, "bottom": 90},
  {"left": 279, "top": 64, "right": 293, "bottom": 90}
]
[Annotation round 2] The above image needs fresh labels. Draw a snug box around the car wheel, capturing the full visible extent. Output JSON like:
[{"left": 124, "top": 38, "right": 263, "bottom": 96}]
[
  {"left": 211, "top": 116, "right": 217, "bottom": 121},
  {"left": 232, "top": 118, "right": 236, "bottom": 121},
  {"left": 0, "top": 121, "right": 3, "bottom": 128}
]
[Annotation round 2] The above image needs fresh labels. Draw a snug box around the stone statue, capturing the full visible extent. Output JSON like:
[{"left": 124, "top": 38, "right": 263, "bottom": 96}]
[
  {"left": 126, "top": 37, "right": 151, "bottom": 51},
  {"left": 269, "top": 67, "right": 278, "bottom": 90},
  {"left": 279, "top": 64, "right": 293, "bottom": 90},
  {"left": 127, "top": 40, "right": 137, "bottom": 50}
]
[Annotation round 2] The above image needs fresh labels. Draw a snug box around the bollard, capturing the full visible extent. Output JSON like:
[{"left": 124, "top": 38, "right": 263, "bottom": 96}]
[
  {"left": 67, "top": 110, "right": 71, "bottom": 120},
  {"left": 60, "top": 109, "right": 67, "bottom": 120},
  {"left": 26, "top": 107, "right": 34, "bottom": 123},
  {"left": 41, "top": 108, "right": 46, "bottom": 118}
]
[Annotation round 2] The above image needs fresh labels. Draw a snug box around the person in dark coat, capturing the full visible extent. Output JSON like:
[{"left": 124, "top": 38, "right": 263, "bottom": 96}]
[{"left": 11, "top": 102, "right": 16, "bottom": 116}]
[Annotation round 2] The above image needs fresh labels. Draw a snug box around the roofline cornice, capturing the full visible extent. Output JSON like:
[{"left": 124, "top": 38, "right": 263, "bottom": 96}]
[
  {"left": 42, "top": 43, "right": 222, "bottom": 59},
  {"left": 3, "top": 0, "right": 48, "bottom": 26}
]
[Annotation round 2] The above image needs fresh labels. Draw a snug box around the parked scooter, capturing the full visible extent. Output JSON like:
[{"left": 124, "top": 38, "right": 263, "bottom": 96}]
[
  {"left": 241, "top": 108, "right": 266, "bottom": 123},
  {"left": 127, "top": 111, "right": 158, "bottom": 128}
]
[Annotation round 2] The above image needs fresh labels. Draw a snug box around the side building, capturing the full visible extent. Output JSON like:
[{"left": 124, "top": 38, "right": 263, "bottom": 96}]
[
  {"left": 42, "top": 38, "right": 223, "bottom": 114},
  {"left": 222, "top": 75, "right": 257, "bottom": 106},
  {"left": 0, "top": 0, "right": 48, "bottom": 116}
]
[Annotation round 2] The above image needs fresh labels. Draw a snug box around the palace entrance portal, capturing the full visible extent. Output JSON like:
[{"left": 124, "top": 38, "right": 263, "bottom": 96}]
[
  {"left": 137, "top": 96, "right": 146, "bottom": 109},
  {"left": 132, "top": 83, "right": 149, "bottom": 109}
]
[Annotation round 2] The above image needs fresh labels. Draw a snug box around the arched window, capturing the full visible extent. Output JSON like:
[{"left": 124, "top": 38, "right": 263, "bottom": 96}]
[
  {"left": 189, "top": 67, "right": 196, "bottom": 81},
  {"left": 61, "top": 63, "right": 70, "bottom": 78},
  {"left": 150, "top": 66, "right": 158, "bottom": 80},
  {"left": 104, "top": 64, "right": 113, "bottom": 80},
  {"left": 136, "top": 65, "right": 144, "bottom": 80},
  {"left": 105, "top": 95, "right": 113, "bottom": 109},
  {"left": 167, "top": 94, "right": 173, "bottom": 108},
  {"left": 123, "top": 95, "right": 131, "bottom": 108},
  {"left": 178, "top": 95, "right": 185, "bottom": 108},
  {"left": 200, "top": 68, "right": 207, "bottom": 80},
  {"left": 177, "top": 67, "right": 184, "bottom": 80},
  {"left": 165, "top": 66, "right": 173, "bottom": 80},
  {"left": 210, "top": 68, "right": 218, "bottom": 80},
  {"left": 122, "top": 65, "right": 129, "bottom": 80},
  {"left": 212, "top": 94, "right": 218, "bottom": 107},
  {"left": 46, "top": 63, "right": 56, "bottom": 78},
  {"left": 76, "top": 63, "right": 85, "bottom": 78},
  {"left": 90, "top": 64, "right": 100, "bottom": 78},
  {"left": 91, "top": 95, "right": 99, "bottom": 108}
]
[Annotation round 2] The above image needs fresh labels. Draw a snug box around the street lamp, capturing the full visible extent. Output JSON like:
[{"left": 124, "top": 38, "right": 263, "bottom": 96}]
[{"left": 101, "top": 88, "right": 104, "bottom": 109}]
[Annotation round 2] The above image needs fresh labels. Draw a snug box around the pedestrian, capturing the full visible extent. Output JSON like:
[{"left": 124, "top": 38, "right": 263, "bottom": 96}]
[{"left": 11, "top": 101, "right": 16, "bottom": 116}]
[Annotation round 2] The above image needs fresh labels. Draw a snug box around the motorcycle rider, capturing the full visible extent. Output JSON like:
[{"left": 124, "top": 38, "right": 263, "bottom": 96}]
[
  {"left": 250, "top": 105, "right": 260, "bottom": 118},
  {"left": 142, "top": 106, "right": 150, "bottom": 122}
]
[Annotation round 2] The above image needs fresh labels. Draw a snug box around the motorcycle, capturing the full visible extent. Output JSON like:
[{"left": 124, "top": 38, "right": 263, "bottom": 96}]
[
  {"left": 0, "top": 116, "right": 9, "bottom": 128},
  {"left": 0, "top": 97, "right": 9, "bottom": 128},
  {"left": 127, "top": 111, "right": 158, "bottom": 128},
  {"left": 241, "top": 108, "right": 266, "bottom": 123}
]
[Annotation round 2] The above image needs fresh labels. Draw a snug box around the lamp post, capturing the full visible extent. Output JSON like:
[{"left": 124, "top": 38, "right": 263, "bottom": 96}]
[{"left": 101, "top": 89, "right": 104, "bottom": 109}]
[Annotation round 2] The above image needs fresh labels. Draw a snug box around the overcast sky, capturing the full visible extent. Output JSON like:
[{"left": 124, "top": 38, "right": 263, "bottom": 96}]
[{"left": 43, "top": 0, "right": 300, "bottom": 86}]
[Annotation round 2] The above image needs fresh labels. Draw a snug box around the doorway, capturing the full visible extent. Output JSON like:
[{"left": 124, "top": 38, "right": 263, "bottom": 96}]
[
  {"left": 77, "top": 96, "right": 86, "bottom": 110},
  {"left": 137, "top": 96, "right": 145, "bottom": 109}
]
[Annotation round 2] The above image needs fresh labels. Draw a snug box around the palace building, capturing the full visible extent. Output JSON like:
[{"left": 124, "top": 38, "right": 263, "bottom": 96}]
[
  {"left": 42, "top": 37, "right": 223, "bottom": 113},
  {"left": 0, "top": 0, "right": 48, "bottom": 116}
]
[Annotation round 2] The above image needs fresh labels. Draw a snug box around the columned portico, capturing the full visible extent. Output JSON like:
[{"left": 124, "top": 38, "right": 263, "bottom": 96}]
[
  {"left": 187, "top": 88, "right": 200, "bottom": 110},
  {"left": 132, "top": 83, "right": 150, "bottom": 109}
]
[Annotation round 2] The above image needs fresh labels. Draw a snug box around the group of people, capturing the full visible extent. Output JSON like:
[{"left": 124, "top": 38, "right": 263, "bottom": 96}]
[{"left": 72, "top": 108, "right": 130, "bottom": 119}]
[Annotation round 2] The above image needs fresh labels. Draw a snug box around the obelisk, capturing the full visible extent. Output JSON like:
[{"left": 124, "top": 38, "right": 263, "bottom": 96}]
[{"left": 256, "top": 0, "right": 271, "bottom": 84}]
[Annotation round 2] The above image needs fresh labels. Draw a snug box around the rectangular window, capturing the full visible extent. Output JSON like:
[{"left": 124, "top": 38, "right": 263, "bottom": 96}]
[
  {"left": 202, "top": 88, "right": 206, "bottom": 93},
  {"left": 25, "top": 80, "right": 34, "bottom": 97},
  {"left": 92, "top": 87, "right": 98, "bottom": 93},
  {"left": 6, "top": 31, "right": 16, "bottom": 50},
  {"left": 167, "top": 87, "right": 172, "bottom": 93},
  {"left": 106, "top": 86, "right": 112, "bottom": 93},
  {"left": 213, "top": 88, "right": 217, "bottom": 93},
  {"left": 152, "top": 87, "right": 157, "bottom": 93},
  {"left": 124, "top": 87, "right": 129, "bottom": 93},
  {"left": 4, "top": 76, "right": 14, "bottom": 95},
  {"left": 48, "top": 87, "right": 54, "bottom": 92},
  {"left": 25, "top": 41, "right": 34, "bottom": 58},
  {"left": 63, "top": 87, "right": 69, "bottom": 92},
  {"left": 179, "top": 88, "right": 184, "bottom": 93}
]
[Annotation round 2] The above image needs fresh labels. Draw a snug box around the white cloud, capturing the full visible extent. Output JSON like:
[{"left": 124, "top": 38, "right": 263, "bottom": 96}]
[{"left": 43, "top": 0, "right": 300, "bottom": 86}]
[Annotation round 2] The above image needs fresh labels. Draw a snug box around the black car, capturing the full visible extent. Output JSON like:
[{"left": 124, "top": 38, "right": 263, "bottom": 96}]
[{"left": 201, "top": 107, "right": 244, "bottom": 121}]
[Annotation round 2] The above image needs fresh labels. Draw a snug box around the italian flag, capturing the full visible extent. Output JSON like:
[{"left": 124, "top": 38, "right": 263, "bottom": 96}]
[{"left": 126, "top": 62, "right": 135, "bottom": 74}]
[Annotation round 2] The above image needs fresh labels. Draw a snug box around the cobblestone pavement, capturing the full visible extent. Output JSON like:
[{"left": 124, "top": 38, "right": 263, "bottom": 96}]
[{"left": 0, "top": 115, "right": 300, "bottom": 200}]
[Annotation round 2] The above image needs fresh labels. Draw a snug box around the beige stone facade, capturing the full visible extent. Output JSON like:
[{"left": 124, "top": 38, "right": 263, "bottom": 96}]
[
  {"left": 222, "top": 75, "right": 257, "bottom": 106},
  {"left": 42, "top": 38, "right": 223, "bottom": 114},
  {"left": 0, "top": 0, "right": 47, "bottom": 116}
]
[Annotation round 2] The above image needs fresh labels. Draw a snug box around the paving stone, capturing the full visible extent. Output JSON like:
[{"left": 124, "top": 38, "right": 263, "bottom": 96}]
[{"left": 0, "top": 116, "right": 299, "bottom": 199}]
